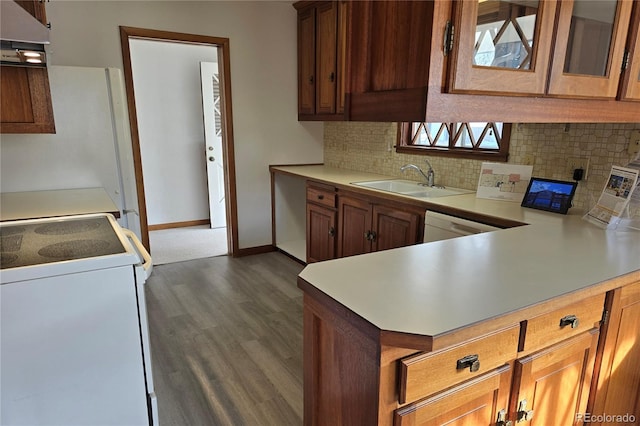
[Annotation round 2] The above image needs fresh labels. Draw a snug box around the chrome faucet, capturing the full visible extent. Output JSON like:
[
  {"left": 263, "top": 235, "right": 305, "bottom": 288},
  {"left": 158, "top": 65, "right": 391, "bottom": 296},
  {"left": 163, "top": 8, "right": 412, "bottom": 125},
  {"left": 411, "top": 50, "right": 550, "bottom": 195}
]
[{"left": 401, "top": 160, "right": 435, "bottom": 187}]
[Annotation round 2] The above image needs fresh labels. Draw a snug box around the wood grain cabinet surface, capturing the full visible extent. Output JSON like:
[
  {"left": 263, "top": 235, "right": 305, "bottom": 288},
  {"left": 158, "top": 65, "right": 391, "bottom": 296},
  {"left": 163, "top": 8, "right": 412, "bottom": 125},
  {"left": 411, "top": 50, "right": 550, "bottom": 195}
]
[
  {"left": 295, "top": 0, "right": 640, "bottom": 122},
  {"left": 298, "top": 273, "right": 640, "bottom": 425},
  {"left": 306, "top": 183, "right": 337, "bottom": 263},
  {"left": 591, "top": 281, "right": 640, "bottom": 423},
  {"left": 1, "top": 1, "right": 54, "bottom": 134},
  {"left": 336, "top": 192, "right": 422, "bottom": 258},
  {"left": 294, "top": 1, "right": 347, "bottom": 121}
]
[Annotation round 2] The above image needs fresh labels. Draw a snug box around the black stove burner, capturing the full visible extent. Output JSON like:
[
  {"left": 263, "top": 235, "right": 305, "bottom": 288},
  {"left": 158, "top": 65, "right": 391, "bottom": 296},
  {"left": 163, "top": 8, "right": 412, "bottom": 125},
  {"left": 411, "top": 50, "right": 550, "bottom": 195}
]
[
  {"left": 35, "top": 220, "right": 102, "bottom": 236},
  {"left": 1, "top": 253, "right": 18, "bottom": 266},
  {"left": 38, "top": 239, "right": 110, "bottom": 259},
  {"left": 0, "top": 226, "right": 26, "bottom": 236},
  {"left": 1, "top": 235, "right": 23, "bottom": 252}
]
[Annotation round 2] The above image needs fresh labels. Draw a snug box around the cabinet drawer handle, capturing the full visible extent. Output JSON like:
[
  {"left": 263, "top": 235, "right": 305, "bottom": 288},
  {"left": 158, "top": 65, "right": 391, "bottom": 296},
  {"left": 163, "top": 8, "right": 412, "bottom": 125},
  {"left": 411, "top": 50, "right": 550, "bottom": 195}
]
[
  {"left": 317, "top": 194, "right": 324, "bottom": 200},
  {"left": 559, "top": 314, "right": 579, "bottom": 329},
  {"left": 456, "top": 354, "right": 480, "bottom": 372}
]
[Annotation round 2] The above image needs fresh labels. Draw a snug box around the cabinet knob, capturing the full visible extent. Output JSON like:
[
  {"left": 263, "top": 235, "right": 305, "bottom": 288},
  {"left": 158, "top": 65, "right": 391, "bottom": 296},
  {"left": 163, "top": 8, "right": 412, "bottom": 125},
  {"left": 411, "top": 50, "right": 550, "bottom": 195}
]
[
  {"left": 559, "top": 314, "right": 579, "bottom": 329},
  {"left": 309, "top": 76, "right": 314, "bottom": 84},
  {"left": 517, "top": 399, "right": 534, "bottom": 422},
  {"left": 317, "top": 194, "right": 324, "bottom": 200},
  {"left": 456, "top": 354, "right": 480, "bottom": 372},
  {"left": 329, "top": 227, "right": 335, "bottom": 237},
  {"left": 329, "top": 72, "right": 335, "bottom": 82}
]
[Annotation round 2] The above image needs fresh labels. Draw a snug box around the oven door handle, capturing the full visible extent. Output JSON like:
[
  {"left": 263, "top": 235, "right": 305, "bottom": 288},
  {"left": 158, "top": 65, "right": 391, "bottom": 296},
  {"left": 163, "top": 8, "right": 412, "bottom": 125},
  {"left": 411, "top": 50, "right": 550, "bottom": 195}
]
[{"left": 123, "top": 228, "right": 153, "bottom": 279}]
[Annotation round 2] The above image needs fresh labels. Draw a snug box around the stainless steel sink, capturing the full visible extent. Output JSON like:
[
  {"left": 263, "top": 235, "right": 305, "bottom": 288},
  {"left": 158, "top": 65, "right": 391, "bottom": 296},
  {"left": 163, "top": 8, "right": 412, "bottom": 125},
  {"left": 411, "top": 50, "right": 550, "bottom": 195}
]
[{"left": 351, "top": 179, "right": 473, "bottom": 198}]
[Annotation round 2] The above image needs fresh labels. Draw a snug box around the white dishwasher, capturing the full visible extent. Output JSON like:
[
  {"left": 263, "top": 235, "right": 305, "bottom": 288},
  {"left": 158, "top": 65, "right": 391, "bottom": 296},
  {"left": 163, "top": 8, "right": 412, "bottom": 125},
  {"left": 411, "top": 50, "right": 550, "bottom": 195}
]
[{"left": 424, "top": 211, "right": 501, "bottom": 242}]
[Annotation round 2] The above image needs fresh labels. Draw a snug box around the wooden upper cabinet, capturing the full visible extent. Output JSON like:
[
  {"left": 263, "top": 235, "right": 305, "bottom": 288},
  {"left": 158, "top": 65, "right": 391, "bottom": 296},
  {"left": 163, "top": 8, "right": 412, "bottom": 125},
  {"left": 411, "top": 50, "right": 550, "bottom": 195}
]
[
  {"left": 548, "top": 0, "right": 633, "bottom": 99},
  {"left": 294, "top": 1, "right": 346, "bottom": 120},
  {"left": 448, "top": 0, "right": 558, "bottom": 96},
  {"left": 297, "top": 6, "right": 316, "bottom": 116},
  {"left": 1, "top": 1, "right": 54, "bottom": 134},
  {"left": 346, "top": 0, "right": 434, "bottom": 121},
  {"left": 15, "top": 0, "right": 48, "bottom": 26},
  {"left": 0, "top": 66, "right": 55, "bottom": 134},
  {"left": 620, "top": 0, "right": 640, "bottom": 101}
]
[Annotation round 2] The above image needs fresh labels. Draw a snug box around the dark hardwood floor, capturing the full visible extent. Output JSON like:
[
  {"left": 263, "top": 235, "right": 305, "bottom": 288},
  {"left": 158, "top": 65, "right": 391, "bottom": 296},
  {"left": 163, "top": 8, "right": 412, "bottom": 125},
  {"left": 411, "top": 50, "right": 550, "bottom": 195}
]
[{"left": 145, "top": 252, "right": 305, "bottom": 425}]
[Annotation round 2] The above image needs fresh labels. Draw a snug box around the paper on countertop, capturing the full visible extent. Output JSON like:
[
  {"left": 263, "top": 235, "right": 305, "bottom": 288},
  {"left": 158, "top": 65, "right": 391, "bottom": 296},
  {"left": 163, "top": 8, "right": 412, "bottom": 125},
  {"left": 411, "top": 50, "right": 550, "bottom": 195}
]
[
  {"left": 583, "top": 163, "right": 639, "bottom": 229},
  {"left": 476, "top": 162, "right": 533, "bottom": 202}
]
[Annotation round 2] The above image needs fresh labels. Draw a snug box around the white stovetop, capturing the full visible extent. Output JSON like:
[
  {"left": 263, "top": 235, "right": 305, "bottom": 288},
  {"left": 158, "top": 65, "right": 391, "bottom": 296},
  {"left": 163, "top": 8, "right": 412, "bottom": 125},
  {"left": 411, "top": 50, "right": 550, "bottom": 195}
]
[{"left": 273, "top": 165, "right": 640, "bottom": 338}]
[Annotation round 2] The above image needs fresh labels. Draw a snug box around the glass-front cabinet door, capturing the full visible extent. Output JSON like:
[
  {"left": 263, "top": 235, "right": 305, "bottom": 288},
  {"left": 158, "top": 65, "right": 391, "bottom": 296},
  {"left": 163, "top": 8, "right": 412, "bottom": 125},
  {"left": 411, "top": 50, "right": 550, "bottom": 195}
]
[
  {"left": 620, "top": 1, "right": 640, "bottom": 101},
  {"left": 448, "top": 0, "right": 557, "bottom": 95},
  {"left": 547, "top": 0, "right": 633, "bottom": 98}
]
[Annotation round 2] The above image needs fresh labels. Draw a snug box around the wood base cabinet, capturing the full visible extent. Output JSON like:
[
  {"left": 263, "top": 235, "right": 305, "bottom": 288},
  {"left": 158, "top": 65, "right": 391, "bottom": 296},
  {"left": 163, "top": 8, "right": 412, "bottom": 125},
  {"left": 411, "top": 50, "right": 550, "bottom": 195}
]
[
  {"left": 306, "top": 183, "right": 337, "bottom": 263},
  {"left": 511, "top": 329, "right": 599, "bottom": 426},
  {"left": 298, "top": 274, "right": 640, "bottom": 425},
  {"left": 337, "top": 193, "right": 421, "bottom": 258},
  {"left": 591, "top": 281, "right": 640, "bottom": 423},
  {"left": 395, "top": 364, "right": 513, "bottom": 426}
]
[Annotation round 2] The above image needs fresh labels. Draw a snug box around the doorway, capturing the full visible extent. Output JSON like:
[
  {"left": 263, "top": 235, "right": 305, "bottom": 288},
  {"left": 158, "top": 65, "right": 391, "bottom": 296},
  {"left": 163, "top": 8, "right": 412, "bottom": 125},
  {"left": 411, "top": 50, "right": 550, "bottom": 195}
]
[{"left": 119, "top": 26, "right": 239, "bottom": 257}]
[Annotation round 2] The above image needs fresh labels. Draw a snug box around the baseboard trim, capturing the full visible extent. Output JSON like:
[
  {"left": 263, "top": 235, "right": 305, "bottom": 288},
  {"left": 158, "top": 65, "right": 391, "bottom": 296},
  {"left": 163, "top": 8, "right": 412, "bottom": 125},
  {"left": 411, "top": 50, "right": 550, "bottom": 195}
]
[
  {"left": 148, "top": 219, "right": 210, "bottom": 231},
  {"left": 233, "top": 245, "right": 276, "bottom": 258}
]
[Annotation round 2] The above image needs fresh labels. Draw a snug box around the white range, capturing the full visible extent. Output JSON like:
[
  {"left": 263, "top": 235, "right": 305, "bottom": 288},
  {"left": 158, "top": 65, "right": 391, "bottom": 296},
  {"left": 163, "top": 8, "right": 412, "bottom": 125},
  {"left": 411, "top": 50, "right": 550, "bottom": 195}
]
[{"left": 0, "top": 213, "right": 157, "bottom": 426}]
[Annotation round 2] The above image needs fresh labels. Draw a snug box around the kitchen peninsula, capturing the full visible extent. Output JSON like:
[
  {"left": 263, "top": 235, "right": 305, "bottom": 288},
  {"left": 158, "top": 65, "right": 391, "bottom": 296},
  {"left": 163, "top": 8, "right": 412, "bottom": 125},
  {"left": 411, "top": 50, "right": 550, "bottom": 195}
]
[{"left": 275, "top": 165, "right": 640, "bottom": 425}]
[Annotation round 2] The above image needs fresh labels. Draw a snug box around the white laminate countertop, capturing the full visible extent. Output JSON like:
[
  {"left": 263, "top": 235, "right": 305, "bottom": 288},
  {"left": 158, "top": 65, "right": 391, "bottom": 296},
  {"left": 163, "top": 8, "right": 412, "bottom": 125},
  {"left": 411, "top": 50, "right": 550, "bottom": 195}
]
[
  {"left": 1, "top": 188, "right": 120, "bottom": 221},
  {"left": 273, "top": 165, "right": 640, "bottom": 338}
]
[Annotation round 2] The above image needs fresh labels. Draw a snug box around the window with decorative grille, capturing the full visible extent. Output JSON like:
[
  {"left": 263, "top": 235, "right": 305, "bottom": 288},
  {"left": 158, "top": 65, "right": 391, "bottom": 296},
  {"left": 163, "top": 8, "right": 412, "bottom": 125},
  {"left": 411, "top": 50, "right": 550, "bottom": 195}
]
[{"left": 396, "top": 122, "right": 511, "bottom": 162}]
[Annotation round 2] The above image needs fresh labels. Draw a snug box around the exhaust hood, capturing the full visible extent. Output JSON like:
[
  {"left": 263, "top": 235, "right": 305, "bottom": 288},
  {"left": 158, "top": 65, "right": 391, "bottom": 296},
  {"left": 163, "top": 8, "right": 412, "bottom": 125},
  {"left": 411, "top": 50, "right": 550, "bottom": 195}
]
[{"left": 0, "top": 0, "right": 49, "bottom": 66}]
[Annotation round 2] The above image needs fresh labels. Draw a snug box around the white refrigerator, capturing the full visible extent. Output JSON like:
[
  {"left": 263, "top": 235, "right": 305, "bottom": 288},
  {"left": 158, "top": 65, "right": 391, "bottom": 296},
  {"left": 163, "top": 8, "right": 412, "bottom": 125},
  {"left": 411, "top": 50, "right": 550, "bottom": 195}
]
[{"left": 0, "top": 66, "right": 141, "bottom": 238}]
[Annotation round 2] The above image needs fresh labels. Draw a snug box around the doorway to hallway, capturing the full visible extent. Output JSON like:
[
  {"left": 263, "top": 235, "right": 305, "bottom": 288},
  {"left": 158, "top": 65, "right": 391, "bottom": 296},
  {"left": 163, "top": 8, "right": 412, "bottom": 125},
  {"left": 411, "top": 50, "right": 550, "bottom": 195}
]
[{"left": 120, "top": 26, "right": 239, "bottom": 258}]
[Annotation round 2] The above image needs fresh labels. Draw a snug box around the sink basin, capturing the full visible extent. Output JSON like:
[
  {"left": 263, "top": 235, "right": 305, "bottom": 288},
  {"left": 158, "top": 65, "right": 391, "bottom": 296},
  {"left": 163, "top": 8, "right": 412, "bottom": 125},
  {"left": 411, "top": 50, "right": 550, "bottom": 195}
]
[
  {"left": 352, "top": 179, "right": 424, "bottom": 193},
  {"left": 352, "top": 179, "right": 472, "bottom": 198}
]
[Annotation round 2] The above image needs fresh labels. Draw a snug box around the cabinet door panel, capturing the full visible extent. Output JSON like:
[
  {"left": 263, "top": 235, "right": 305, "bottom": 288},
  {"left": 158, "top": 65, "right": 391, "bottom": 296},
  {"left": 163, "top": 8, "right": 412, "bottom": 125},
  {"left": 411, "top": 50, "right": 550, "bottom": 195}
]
[
  {"left": 395, "top": 364, "right": 512, "bottom": 426},
  {"left": 337, "top": 196, "right": 371, "bottom": 258},
  {"left": 592, "top": 283, "right": 640, "bottom": 420},
  {"left": 371, "top": 205, "right": 420, "bottom": 252},
  {"left": 548, "top": 0, "right": 633, "bottom": 98},
  {"left": 298, "top": 6, "right": 316, "bottom": 115},
  {"left": 315, "top": 2, "right": 337, "bottom": 114},
  {"left": 512, "top": 329, "right": 599, "bottom": 426},
  {"left": 449, "top": 0, "right": 557, "bottom": 95},
  {"left": 620, "top": 2, "right": 640, "bottom": 101},
  {"left": 336, "top": 0, "right": 347, "bottom": 114},
  {"left": 306, "top": 203, "right": 336, "bottom": 263},
  {"left": 1, "top": 67, "right": 34, "bottom": 123},
  {"left": 15, "top": 0, "right": 47, "bottom": 25},
  {"left": 346, "top": 1, "right": 432, "bottom": 121},
  {"left": 0, "top": 66, "right": 55, "bottom": 134}
]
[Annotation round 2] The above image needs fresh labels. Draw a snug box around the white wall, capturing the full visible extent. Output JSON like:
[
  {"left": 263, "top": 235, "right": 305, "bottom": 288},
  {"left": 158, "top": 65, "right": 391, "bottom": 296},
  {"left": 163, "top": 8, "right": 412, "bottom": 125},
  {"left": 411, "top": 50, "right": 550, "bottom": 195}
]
[
  {"left": 129, "top": 39, "right": 215, "bottom": 226},
  {"left": 7, "top": 1, "right": 324, "bottom": 249}
]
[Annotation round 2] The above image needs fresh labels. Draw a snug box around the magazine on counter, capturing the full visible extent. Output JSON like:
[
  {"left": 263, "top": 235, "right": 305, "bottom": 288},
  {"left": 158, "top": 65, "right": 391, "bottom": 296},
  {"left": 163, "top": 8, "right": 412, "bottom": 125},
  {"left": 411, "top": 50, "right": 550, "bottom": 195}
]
[{"left": 584, "top": 161, "right": 639, "bottom": 229}]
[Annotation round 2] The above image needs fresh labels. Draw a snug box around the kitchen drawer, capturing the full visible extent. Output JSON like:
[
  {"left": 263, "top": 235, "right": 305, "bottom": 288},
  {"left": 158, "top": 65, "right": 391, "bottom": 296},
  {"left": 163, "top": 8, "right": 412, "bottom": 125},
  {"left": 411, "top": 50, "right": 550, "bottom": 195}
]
[
  {"left": 395, "top": 364, "right": 512, "bottom": 426},
  {"left": 521, "top": 293, "right": 605, "bottom": 353},
  {"left": 306, "top": 185, "right": 336, "bottom": 208},
  {"left": 399, "top": 324, "right": 519, "bottom": 404}
]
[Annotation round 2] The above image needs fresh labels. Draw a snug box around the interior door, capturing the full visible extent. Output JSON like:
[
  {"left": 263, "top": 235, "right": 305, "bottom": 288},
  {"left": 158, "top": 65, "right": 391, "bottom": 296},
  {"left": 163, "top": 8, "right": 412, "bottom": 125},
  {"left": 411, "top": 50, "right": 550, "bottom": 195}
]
[{"left": 200, "top": 62, "right": 227, "bottom": 229}]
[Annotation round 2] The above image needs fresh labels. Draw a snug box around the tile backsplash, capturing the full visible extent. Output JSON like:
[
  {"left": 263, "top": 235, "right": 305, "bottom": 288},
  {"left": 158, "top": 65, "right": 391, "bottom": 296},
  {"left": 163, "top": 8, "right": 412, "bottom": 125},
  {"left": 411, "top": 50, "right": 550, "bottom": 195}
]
[{"left": 324, "top": 122, "right": 640, "bottom": 218}]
